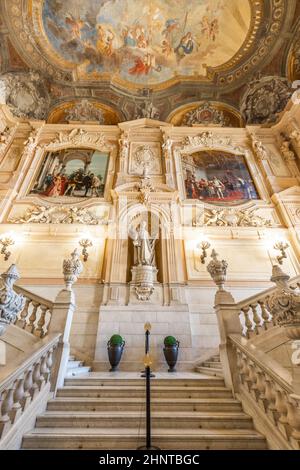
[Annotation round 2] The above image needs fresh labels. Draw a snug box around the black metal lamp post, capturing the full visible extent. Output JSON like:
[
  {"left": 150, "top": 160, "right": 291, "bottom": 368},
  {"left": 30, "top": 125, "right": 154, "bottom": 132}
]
[{"left": 137, "top": 323, "right": 160, "bottom": 450}]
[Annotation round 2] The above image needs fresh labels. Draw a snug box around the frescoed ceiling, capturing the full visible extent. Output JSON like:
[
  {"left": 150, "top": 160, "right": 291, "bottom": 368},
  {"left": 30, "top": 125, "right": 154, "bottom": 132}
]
[{"left": 0, "top": 0, "right": 299, "bottom": 125}]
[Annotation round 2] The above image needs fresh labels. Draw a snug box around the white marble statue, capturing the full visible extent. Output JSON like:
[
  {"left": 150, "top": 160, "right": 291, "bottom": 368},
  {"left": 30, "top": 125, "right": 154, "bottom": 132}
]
[{"left": 129, "top": 221, "right": 157, "bottom": 266}]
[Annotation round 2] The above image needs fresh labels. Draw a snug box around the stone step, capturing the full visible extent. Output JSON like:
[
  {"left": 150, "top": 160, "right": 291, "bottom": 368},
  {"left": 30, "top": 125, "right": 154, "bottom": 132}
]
[
  {"left": 65, "top": 366, "right": 91, "bottom": 378},
  {"left": 67, "top": 361, "right": 84, "bottom": 369},
  {"left": 64, "top": 377, "right": 225, "bottom": 387},
  {"left": 202, "top": 362, "right": 222, "bottom": 369},
  {"left": 36, "top": 410, "right": 253, "bottom": 430},
  {"left": 196, "top": 366, "right": 224, "bottom": 378},
  {"left": 56, "top": 385, "right": 232, "bottom": 399},
  {"left": 47, "top": 397, "right": 242, "bottom": 412},
  {"left": 22, "top": 427, "right": 266, "bottom": 450}
]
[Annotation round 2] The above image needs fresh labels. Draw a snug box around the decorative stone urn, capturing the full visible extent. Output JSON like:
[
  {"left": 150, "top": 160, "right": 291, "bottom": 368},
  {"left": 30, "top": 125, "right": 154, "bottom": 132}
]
[
  {"left": 62, "top": 248, "right": 83, "bottom": 291},
  {"left": 207, "top": 249, "right": 228, "bottom": 291},
  {"left": 0, "top": 264, "right": 25, "bottom": 336}
]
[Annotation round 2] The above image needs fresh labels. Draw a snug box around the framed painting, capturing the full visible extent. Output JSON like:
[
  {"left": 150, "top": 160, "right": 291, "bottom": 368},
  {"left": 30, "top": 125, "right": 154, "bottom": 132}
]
[
  {"left": 29, "top": 148, "right": 109, "bottom": 198},
  {"left": 182, "top": 150, "right": 259, "bottom": 204}
]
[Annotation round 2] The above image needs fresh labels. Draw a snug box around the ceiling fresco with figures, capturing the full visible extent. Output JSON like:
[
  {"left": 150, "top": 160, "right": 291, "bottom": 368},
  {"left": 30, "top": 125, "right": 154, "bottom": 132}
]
[
  {"left": 41, "top": 0, "right": 252, "bottom": 85},
  {"left": 0, "top": 0, "right": 299, "bottom": 125}
]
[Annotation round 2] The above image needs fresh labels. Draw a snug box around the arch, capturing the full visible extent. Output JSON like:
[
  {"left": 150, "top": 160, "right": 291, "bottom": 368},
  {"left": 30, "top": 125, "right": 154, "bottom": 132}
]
[
  {"left": 166, "top": 101, "right": 244, "bottom": 127},
  {"left": 47, "top": 99, "right": 124, "bottom": 125}
]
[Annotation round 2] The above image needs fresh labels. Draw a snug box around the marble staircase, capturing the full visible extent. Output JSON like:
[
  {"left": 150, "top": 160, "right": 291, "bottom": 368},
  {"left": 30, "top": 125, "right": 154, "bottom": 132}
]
[
  {"left": 195, "top": 354, "right": 223, "bottom": 378},
  {"left": 22, "top": 372, "right": 267, "bottom": 450},
  {"left": 65, "top": 356, "right": 92, "bottom": 378}
]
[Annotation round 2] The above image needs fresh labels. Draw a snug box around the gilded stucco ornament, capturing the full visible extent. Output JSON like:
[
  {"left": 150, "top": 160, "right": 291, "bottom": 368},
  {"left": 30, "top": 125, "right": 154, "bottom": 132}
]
[
  {"left": 183, "top": 132, "right": 232, "bottom": 150},
  {"left": 0, "top": 264, "right": 25, "bottom": 336},
  {"left": 0, "top": 126, "right": 17, "bottom": 158},
  {"left": 250, "top": 134, "right": 269, "bottom": 161},
  {"left": 9, "top": 205, "right": 108, "bottom": 225},
  {"left": 290, "top": 130, "right": 300, "bottom": 146},
  {"left": 204, "top": 208, "right": 272, "bottom": 227},
  {"left": 0, "top": 70, "right": 51, "bottom": 120},
  {"left": 65, "top": 100, "right": 105, "bottom": 124},
  {"left": 50, "top": 128, "right": 106, "bottom": 149},
  {"left": 240, "top": 76, "right": 292, "bottom": 124},
  {"left": 182, "top": 102, "right": 227, "bottom": 127}
]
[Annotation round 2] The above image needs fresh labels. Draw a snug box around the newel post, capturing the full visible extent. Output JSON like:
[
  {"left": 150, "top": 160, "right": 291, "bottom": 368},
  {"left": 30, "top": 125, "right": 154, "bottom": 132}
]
[
  {"left": 207, "top": 250, "right": 241, "bottom": 393},
  {"left": 48, "top": 249, "right": 83, "bottom": 392}
]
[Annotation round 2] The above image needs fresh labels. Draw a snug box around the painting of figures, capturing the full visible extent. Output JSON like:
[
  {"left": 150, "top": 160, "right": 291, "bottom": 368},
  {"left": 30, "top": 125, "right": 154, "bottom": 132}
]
[
  {"left": 30, "top": 148, "right": 109, "bottom": 198},
  {"left": 183, "top": 150, "right": 258, "bottom": 204},
  {"left": 42, "top": 0, "right": 251, "bottom": 85}
]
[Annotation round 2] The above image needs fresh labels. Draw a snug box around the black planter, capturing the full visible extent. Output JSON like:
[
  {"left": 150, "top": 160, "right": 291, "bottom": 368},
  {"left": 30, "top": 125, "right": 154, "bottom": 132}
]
[
  {"left": 107, "top": 341, "right": 125, "bottom": 372},
  {"left": 163, "top": 342, "right": 179, "bottom": 372}
]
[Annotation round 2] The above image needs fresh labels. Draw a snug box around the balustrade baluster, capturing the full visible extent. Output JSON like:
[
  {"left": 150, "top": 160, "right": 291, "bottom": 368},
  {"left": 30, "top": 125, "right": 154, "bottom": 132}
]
[
  {"left": 286, "top": 396, "right": 300, "bottom": 449},
  {"left": 11, "top": 378, "right": 25, "bottom": 423},
  {"left": 22, "top": 369, "right": 33, "bottom": 409},
  {"left": 0, "top": 390, "right": 12, "bottom": 438},
  {"left": 274, "top": 388, "right": 290, "bottom": 439},
  {"left": 18, "top": 298, "right": 31, "bottom": 329},
  {"left": 0, "top": 383, "right": 16, "bottom": 434},
  {"left": 40, "top": 355, "right": 49, "bottom": 382},
  {"left": 264, "top": 377, "right": 277, "bottom": 421},
  {"left": 250, "top": 303, "right": 261, "bottom": 334},
  {"left": 28, "top": 302, "right": 39, "bottom": 334},
  {"left": 35, "top": 305, "right": 48, "bottom": 338},
  {"left": 32, "top": 362, "right": 43, "bottom": 397},
  {"left": 257, "top": 300, "right": 271, "bottom": 329},
  {"left": 241, "top": 306, "right": 253, "bottom": 338}
]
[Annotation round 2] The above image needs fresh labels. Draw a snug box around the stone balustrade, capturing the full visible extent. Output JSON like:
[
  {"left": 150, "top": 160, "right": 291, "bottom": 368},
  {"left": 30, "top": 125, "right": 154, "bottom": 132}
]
[
  {"left": 236, "top": 276, "right": 300, "bottom": 338},
  {"left": 0, "top": 334, "right": 60, "bottom": 443},
  {"left": 13, "top": 286, "right": 54, "bottom": 338},
  {"left": 230, "top": 336, "right": 300, "bottom": 450}
]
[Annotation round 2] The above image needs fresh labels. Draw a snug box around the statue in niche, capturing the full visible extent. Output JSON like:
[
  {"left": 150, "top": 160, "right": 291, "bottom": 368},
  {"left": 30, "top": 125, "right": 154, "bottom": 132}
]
[{"left": 129, "top": 221, "right": 157, "bottom": 266}]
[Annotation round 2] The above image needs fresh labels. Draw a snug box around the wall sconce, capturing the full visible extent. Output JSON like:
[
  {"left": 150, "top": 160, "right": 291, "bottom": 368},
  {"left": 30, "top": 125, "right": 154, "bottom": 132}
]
[
  {"left": 0, "top": 236, "right": 15, "bottom": 261},
  {"left": 79, "top": 238, "right": 93, "bottom": 262},
  {"left": 198, "top": 240, "right": 211, "bottom": 264},
  {"left": 273, "top": 240, "right": 289, "bottom": 265}
]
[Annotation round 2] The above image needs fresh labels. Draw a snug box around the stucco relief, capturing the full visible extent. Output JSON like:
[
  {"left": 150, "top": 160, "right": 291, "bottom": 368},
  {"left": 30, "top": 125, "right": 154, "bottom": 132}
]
[
  {"left": 129, "top": 143, "right": 162, "bottom": 176},
  {"left": 0, "top": 70, "right": 51, "bottom": 120}
]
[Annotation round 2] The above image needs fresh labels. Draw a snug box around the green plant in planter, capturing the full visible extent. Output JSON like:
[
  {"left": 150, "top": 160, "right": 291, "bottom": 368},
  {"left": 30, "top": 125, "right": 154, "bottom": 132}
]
[
  {"left": 163, "top": 335, "right": 179, "bottom": 372},
  {"left": 164, "top": 335, "right": 178, "bottom": 347},
  {"left": 107, "top": 334, "right": 125, "bottom": 371},
  {"left": 109, "top": 334, "right": 124, "bottom": 346}
]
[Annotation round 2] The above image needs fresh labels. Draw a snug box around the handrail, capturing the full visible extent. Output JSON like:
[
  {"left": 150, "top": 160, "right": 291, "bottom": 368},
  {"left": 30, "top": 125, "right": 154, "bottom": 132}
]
[
  {"left": 236, "top": 274, "right": 300, "bottom": 310},
  {"left": 235, "top": 274, "right": 300, "bottom": 338},
  {"left": 228, "top": 333, "right": 299, "bottom": 450},
  {"left": 0, "top": 333, "right": 61, "bottom": 443},
  {"left": 14, "top": 286, "right": 53, "bottom": 309},
  {"left": 0, "top": 333, "right": 61, "bottom": 391},
  {"left": 13, "top": 285, "right": 54, "bottom": 337},
  {"left": 229, "top": 334, "right": 292, "bottom": 393}
]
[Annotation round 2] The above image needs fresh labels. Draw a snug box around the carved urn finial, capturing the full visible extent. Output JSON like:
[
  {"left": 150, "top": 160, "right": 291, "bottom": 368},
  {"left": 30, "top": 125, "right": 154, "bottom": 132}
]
[
  {"left": 207, "top": 249, "right": 228, "bottom": 291},
  {"left": 62, "top": 249, "right": 83, "bottom": 291},
  {"left": 0, "top": 264, "right": 25, "bottom": 336}
]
